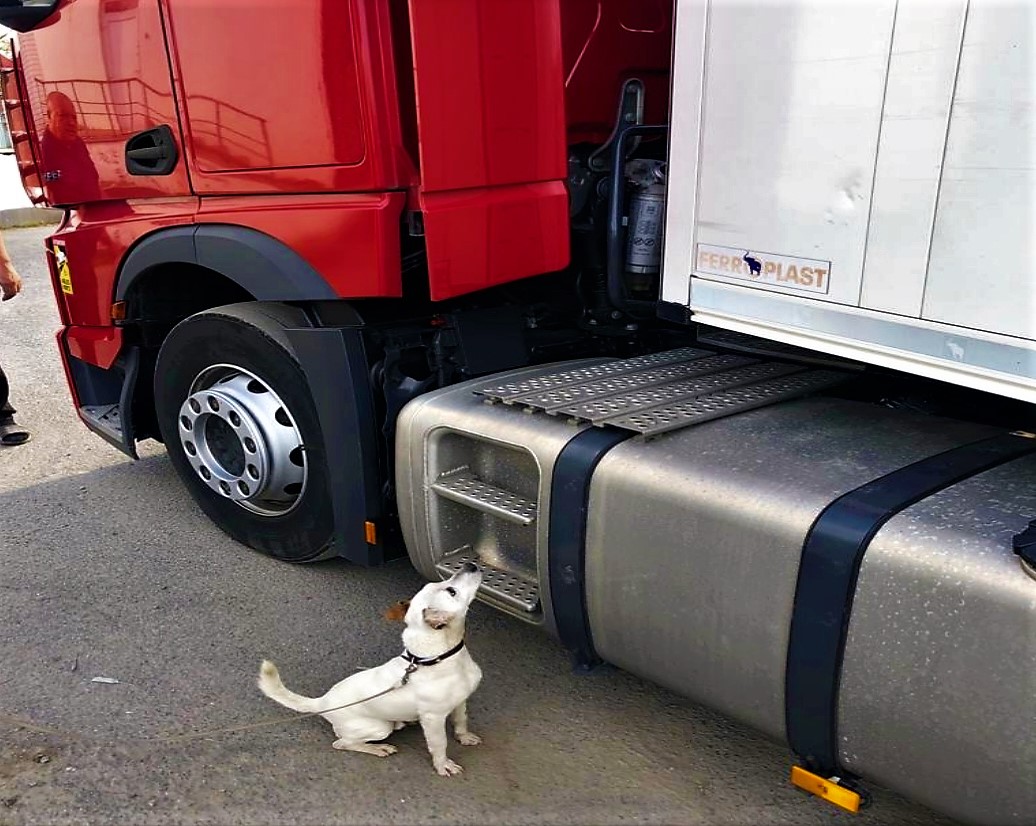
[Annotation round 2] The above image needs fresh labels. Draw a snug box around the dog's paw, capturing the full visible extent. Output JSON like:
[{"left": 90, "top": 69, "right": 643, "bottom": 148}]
[
  {"left": 435, "top": 759, "right": 464, "bottom": 777},
  {"left": 456, "top": 732, "right": 482, "bottom": 746},
  {"left": 335, "top": 740, "right": 399, "bottom": 757}
]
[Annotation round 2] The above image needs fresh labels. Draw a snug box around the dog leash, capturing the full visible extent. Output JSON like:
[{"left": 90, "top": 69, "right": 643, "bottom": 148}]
[
  {"left": 3, "top": 645, "right": 467, "bottom": 746},
  {"left": 160, "top": 649, "right": 444, "bottom": 743},
  {"left": 157, "top": 674, "right": 415, "bottom": 743},
  {"left": 0, "top": 679, "right": 414, "bottom": 747}
]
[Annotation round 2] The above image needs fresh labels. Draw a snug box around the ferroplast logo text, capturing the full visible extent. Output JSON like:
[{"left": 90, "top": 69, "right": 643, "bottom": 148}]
[{"left": 694, "top": 244, "right": 832, "bottom": 295}]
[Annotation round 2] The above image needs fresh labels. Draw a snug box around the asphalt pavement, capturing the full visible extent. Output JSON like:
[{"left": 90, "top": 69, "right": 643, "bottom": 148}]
[{"left": 0, "top": 225, "right": 953, "bottom": 825}]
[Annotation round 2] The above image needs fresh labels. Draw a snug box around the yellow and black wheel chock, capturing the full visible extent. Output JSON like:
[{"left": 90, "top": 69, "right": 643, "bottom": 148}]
[{"left": 791, "top": 765, "right": 872, "bottom": 814}]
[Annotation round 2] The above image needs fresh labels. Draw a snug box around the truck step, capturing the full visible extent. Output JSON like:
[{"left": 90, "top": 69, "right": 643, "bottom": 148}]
[
  {"left": 606, "top": 369, "right": 848, "bottom": 437},
  {"left": 509, "top": 353, "right": 758, "bottom": 413},
  {"left": 475, "top": 347, "right": 849, "bottom": 437},
  {"left": 80, "top": 404, "right": 123, "bottom": 442},
  {"left": 557, "top": 361, "right": 804, "bottom": 424},
  {"left": 430, "top": 469, "right": 537, "bottom": 525},
  {"left": 476, "top": 346, "right": 711, "bottom": 402},
  {"left": 436, "top": 548, "right": 540, "bottom": 613}
]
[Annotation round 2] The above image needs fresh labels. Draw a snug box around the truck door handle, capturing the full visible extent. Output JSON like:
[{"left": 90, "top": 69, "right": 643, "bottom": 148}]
[{"left": 125, "top": 125, "right": 178, "bottom": 176}]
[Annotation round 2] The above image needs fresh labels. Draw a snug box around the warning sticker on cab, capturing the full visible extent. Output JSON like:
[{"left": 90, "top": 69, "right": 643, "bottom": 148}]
[
  {"left": 54, "top": 245, "right": 73, "bottom": 295},
  {"left": 694, "top": 244, "right": 831, "bottom": 295}
]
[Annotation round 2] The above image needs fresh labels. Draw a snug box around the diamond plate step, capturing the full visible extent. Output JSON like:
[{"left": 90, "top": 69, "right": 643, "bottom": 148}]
[
  {"left": 475, "top": 347, "right": 711, "bottom": 403},
  {"left": 605, "top": 370, "right": 848, "bottom": 437},
  {"left": 437, "top": 548, "right": 539, "bottom": 613},
  {"left": 558, "top": 361, "right": 806, "bottom": 424},
  {"left": 514, "top": 354, "right": 757, "bottom": 413},
  {"left": 431, "top": 469, "right": 537, "bottom": 525}
]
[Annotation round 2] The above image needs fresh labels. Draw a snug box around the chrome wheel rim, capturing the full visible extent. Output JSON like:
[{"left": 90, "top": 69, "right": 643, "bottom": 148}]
[{"left": 178, "top": 364, "right": 307, "bottom": 517}]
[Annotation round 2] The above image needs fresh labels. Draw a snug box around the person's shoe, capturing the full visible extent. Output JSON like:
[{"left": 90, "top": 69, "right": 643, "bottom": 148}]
[{"left": 0, "top": 418, "right": 30, "bottom": 446}]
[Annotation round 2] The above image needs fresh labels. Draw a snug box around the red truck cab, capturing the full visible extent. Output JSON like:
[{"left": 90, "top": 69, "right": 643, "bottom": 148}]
[{"left": 1, "top": 0, "right": 673, "bottom": 562}]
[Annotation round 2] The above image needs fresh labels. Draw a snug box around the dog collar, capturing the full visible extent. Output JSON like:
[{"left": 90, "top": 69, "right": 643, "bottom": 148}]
[{"left": 401, "top": 640, "right": 465, "bottom": 668}]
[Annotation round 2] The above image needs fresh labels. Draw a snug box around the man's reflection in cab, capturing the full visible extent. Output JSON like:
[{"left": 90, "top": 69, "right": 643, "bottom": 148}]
[{"left": 40, "top": 91, "right": 102, "bottom": 205}]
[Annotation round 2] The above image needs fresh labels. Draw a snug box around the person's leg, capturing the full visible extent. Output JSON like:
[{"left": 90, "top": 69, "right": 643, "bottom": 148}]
[
  {"left": 0, "top": 362, "right": 29, "bottom": 445},
  {"left": 0, "top": 360, "right": 12, "bottom": 418}
]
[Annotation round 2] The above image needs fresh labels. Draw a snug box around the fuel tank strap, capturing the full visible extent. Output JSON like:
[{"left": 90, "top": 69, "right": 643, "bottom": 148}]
[
  {"left": 548, "top": 426, "right": 633, "bottom": 670},
  {"left": 785, "top": 431, "right": 1036, "bottom": 775}
]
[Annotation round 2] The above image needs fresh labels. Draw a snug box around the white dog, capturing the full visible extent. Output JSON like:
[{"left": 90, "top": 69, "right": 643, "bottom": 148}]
[{"left": 258, "top": 562, "right": 483, "bottom": 776}]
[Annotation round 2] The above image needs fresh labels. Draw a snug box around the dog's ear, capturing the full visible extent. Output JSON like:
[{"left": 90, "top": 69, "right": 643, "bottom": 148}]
[
  {"left": 422, "top": 607, "right": 452, "bottom": 630},
  {"left": 383, "top": 599, "right": 410, "bottom": 622}
]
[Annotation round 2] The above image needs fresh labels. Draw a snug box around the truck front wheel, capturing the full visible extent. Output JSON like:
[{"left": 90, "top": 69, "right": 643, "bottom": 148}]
[{"left": 154, "top": 304, "right": 335, "bottom": 561}]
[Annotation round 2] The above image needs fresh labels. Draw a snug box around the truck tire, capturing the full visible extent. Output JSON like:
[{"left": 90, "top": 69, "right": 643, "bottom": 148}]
[{"left": 154, "top": 303, "right": 335, "bottom": 562}]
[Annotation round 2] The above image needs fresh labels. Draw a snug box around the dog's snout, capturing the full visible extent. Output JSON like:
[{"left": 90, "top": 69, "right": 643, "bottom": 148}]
[{"left": 462, "top": 561, "right": 480, "bottom": 574}]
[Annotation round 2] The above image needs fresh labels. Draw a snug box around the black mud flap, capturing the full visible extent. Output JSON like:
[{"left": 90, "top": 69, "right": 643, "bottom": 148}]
[
  {"left": 286, "top": 326, "right": 388, "bottom": 567},
  {"left": 63, "top": 334, "right": 140, "bottom": 460}
]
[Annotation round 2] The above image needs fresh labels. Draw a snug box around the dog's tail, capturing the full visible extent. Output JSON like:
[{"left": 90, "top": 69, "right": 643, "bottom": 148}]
[{"left": 257, "top": 660, "right": 321, "bottom": 714}]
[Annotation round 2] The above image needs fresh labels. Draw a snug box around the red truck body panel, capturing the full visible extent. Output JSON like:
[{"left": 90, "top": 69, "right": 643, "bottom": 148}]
[
  {"left": 47, "top": 190, "right": 406, "bottom": 339},
  {"left": 64, "top": 325, "right": 123, "bottom": 370},
  {"left": 196, "top": 192, "right": 406, "bottom": 298},
  {"left": 48, "top": 197, "right": 198, "bottom": 330},
  {"left": 408, "top": 0, "right": 570, "bottom": 300},
  {"left": 419, "top": 183, "right": 569, "bottom": 301}
]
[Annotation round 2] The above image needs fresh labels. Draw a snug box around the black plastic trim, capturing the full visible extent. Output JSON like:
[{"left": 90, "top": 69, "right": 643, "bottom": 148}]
[
  {"left": 548, "top": 426, "right": 633, "bottom": 670},
  {"left": 62, "top": 335, "right": 139, "bottom": 459},
  {"left": 115, "top": 225, "right": 337, "bottom": 303},
  {"left": 115, "top": 345, "right": 141, "bottom": 458},
  {"left": 656, "top": 300, "right": 690, "bottom": 325},
  {"left": 286, "top": 326, "right": 385, "bottom": 566},
  {"left": 0, "top": 1, "right": 60, "bottom": 33},
  {"left": 114, "top": 227, "right": 196, "bottom": 298},
  {"left": 785, "top": 431, "right": 1036, "bottom": 775},
  {"left": 1013, "top": 518, "right": 1036, "bottom": 568}
]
